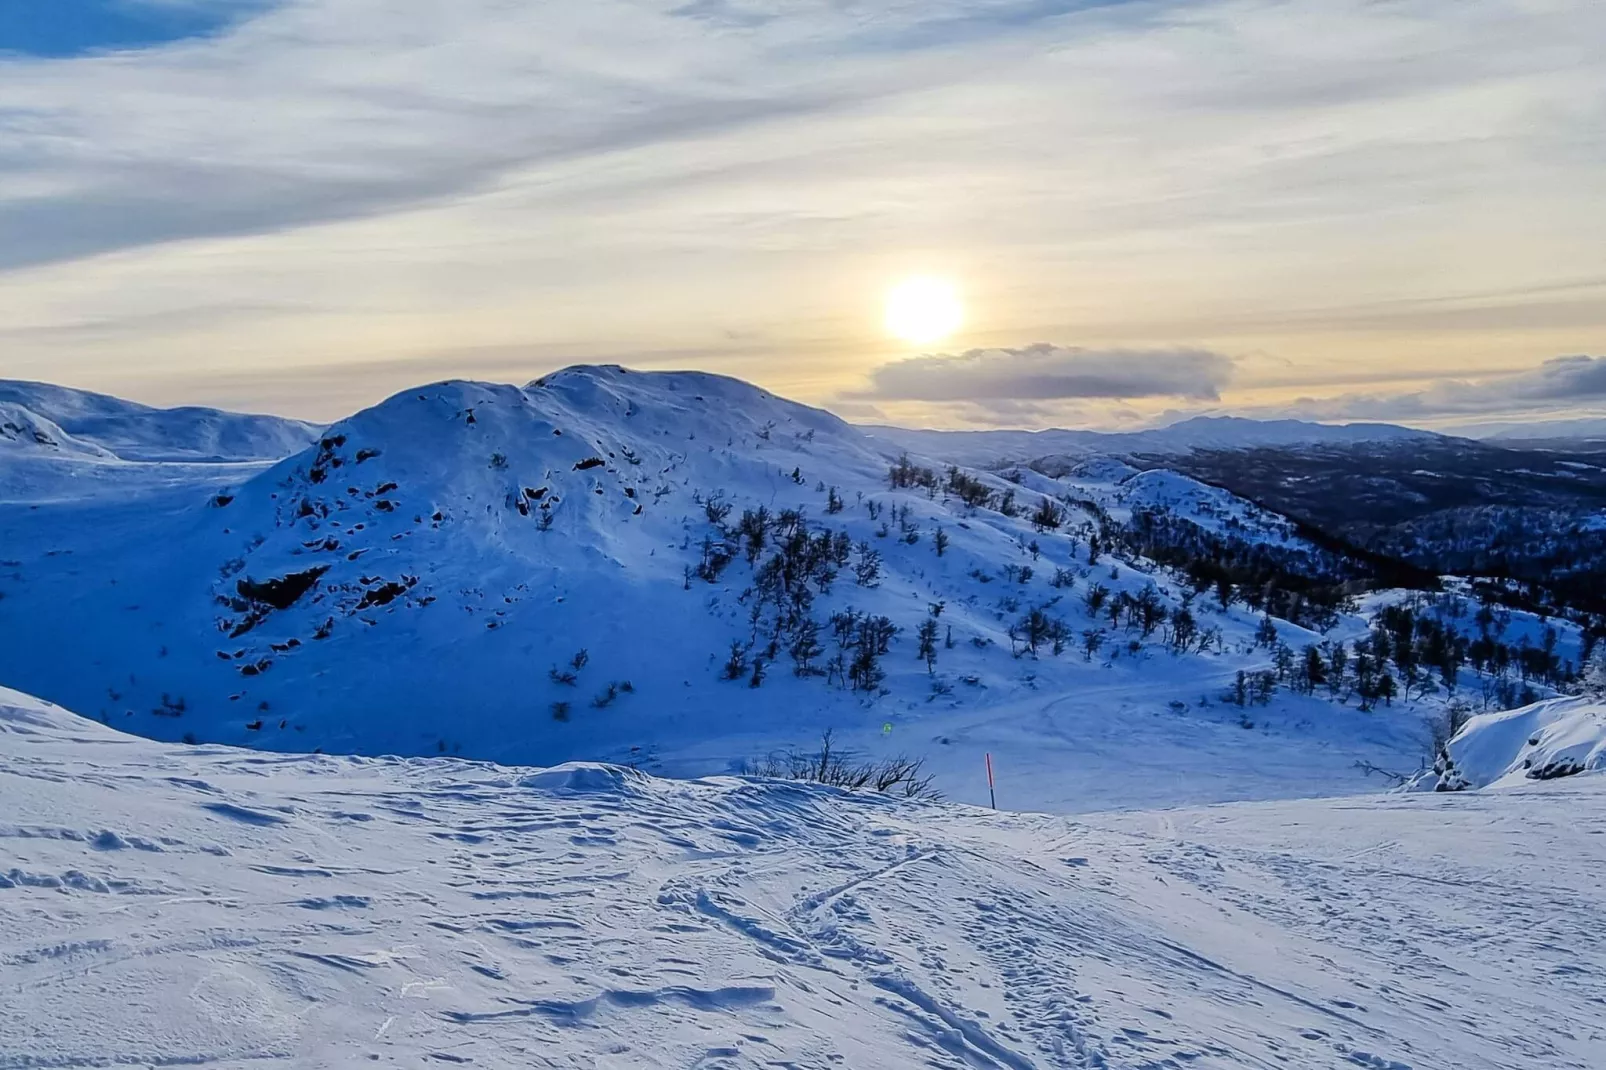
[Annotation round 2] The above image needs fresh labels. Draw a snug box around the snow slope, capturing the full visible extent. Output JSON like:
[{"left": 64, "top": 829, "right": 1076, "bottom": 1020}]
[
  {"left": 0, "top": 366, "right": 1434, "bottom": 809},
  {"left": 0, "top": 379, "right": 321, "bottom": 462},
  {"left": 0, "top": 401, "right": 117, "bottom": 460},
  {"left": 3, "top": 686, "right": 1601, "bottom": 1070},
  {"left": 1427, "top": 696, "right": 1606, "bottom": 790},
  {"left": 1110, "top": 468, "right": 1298, "bottom": 542}
]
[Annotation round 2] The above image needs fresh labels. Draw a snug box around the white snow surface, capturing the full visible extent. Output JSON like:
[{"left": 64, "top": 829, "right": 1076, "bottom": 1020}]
[
  {"left": 1437, "top": 696, "right": 1606, "bottom": 789},
  {"left": 0, "top": 366, "right": 1438, "bottom": 811},
  {"left": 1110, "top": 468, "right": 1297, "bottom": 542},
  {"left": 0, "top": 379, "right": 321, "bottom": 462},
  {"left": 0, "top": 401, "right": 118, "bottom": 460},
  {"left": 3, "top": 685, "right": 1603, "bottom": 1070}
]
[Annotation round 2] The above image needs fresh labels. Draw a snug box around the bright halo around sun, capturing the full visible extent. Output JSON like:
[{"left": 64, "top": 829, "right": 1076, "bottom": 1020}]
[{"left": 884, "top": 276, "right": 962, "bottom": 346}]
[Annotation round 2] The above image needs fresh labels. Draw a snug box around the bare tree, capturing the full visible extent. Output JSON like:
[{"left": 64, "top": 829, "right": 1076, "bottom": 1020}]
[{"left": 741, "top": 730, "right": 942, "bottom": 800}]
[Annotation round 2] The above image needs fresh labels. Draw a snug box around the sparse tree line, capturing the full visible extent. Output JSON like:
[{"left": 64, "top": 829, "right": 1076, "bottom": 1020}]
[
  {"left": 546, "top": 647, "right": 635, "bottom": 720},
  {"left": 888, "top": 456, "right": 1068, "bottom": 532},
  {"left": 1373, "top": 506, "right": 1606, "bottom": 616},
  {"left": 686, "top": 456, "right": 1606, "bottom": 713},
  {"left": 689, "top": 461, "right": 1084, "bottom": 692},
  {"left": 1232, "top": 595, "right": 1606, "bottom": 715},
  {"left": 1086, "top": 583, "right": 1224, "bottom": 654},
  {"left": 1117, "top": 508, "right": 1368, "bottom": 632},
  {"left": 887, "top": 460, "right": 1606, "bottom": 627},
  {"left": 687, "top": 493, "right": 904, "bottom": 693},
  {"left": 1101, "top": 495, "right": 1606, "bottom": 649}
]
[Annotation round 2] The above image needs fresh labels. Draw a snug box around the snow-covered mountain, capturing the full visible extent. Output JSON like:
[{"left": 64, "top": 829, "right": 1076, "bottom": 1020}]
[
  {"left": 865, "top": 415, "right": 1439, "bottom": 467},
  {"left": 0, "top": 365, "right": 1466, "bottom": 808},
  {"left": 0, "top": 379, "right": 321, "bottom": 462},
  {"left": 4, "top": 683, "right": 1602, "bottom": 1070},
  {"left": 1127, "top": 433, "right": 1606, "bottom": 617}
]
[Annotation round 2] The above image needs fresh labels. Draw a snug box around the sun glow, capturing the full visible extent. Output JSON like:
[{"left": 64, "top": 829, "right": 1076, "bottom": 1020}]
[{"left": 884, "top": 277, "right": 962, "bottom": 346}]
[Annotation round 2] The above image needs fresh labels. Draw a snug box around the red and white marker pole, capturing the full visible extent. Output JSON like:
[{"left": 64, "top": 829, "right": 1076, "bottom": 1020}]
[{"left": 985, "top": 752, "right": 997, "bottom": 810}]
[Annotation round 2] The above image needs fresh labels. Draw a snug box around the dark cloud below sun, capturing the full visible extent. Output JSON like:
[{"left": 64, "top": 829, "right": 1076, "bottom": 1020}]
[{"left": 854, "top": 344, "right": 1236, "bottom": 412}]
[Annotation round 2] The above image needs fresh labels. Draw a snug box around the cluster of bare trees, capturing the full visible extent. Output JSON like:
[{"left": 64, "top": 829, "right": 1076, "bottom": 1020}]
[{"left": 742, "top": 730, "right": 941, "bottom": 800}]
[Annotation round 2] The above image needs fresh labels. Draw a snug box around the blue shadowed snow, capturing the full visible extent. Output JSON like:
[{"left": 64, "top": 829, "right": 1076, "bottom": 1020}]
[{"left": 0, "top": 0, "right": 274, "bottom": 59}]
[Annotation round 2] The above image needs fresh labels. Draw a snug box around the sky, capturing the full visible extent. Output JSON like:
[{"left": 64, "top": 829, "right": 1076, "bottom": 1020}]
[{"left": 0, "top": 0, "right": 1602, "bottom": 431}]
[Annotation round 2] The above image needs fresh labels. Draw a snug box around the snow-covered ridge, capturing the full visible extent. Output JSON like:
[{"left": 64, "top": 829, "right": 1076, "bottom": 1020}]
[
  {"left": 1112, "top": 468, "right": 1298, "bottom": 542},
  {"left": 0, "top": 400, "right": 117, "bottom": 459},
  {"left": 0, "top": 378, "right": 321, "bottom": 462},
  {"left": 1475, "top": 416, "right": 1606, "bottom": 441},
  {"left": 2, "top": 685, "right": 1602, "bottom": 1069},
  {"left": 1427, "top": 695, "right": 1606, "bottom": 790}
]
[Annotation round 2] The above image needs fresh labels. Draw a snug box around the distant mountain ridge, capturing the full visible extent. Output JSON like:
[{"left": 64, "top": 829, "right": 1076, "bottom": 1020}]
[
  {"left": 0, "top": 377, "right": 1459, "bottom": 466},
  {"left": 0, "top": 379, "right": 322, "bottom": 462},
  {"left": 864, "top": 414, "right": 1440, "bottom": 466}
]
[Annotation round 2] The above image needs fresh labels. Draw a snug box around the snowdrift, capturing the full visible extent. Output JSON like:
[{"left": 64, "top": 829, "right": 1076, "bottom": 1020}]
[
  {"left": 1430, "top": 695, "right": 1606, "bottom": 790},
  {"left": 2, "top": 686, "right": 1601, "bottom": 1070}
]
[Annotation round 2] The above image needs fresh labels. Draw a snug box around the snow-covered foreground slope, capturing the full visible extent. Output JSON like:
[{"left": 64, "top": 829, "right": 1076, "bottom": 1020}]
[{"left": 3, "top": 687, "right": 1602, "bottom": 1070}]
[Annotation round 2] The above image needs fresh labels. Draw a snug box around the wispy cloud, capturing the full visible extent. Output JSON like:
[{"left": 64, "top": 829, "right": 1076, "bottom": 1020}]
[
  {"left": 1271, "top": 355, "right": 1606, "bottom": 424},
  {"left": 0, "top": 2, "right": 862, "bottom": 270},
  {"left": 0, "top": 0, "right": 1602, "bottom": 424},
  {"left": 0, "top": 0, "right": 1174, "bottom": 272}
]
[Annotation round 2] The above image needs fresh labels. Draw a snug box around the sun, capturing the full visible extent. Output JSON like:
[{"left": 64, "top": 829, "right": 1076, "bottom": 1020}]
[{"left": 884, "top": 276, "right": 962, "bottom": 346}]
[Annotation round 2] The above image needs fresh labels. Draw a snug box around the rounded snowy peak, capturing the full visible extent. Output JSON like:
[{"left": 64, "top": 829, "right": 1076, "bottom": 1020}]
[
  {"left": 0, "top": 379, "right": 320, "bottom": 462},
  {"left": 526, "top": 364, "right": 854, "bottom": 438},
  {"left": 289, "top": 366, "right": 862, "bottom": 477}
]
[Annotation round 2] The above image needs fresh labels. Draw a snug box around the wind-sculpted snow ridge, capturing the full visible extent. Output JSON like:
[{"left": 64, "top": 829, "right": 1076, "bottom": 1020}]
[
  {"left": 1418, "top": 695, "right": 1606, "bottom": 791},
  {"left": 0, "top": 378, "right": 321, "bottom": 462},
  {"left": 2, "top": 685, "right": 1601, "bottom": 1069}
]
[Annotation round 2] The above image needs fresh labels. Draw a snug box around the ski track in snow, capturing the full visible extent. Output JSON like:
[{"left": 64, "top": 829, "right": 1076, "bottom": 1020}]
[{"left": 3, "top": 692, "right": 1603, "bottom": 1070}]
